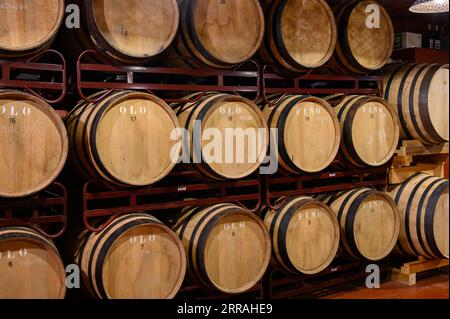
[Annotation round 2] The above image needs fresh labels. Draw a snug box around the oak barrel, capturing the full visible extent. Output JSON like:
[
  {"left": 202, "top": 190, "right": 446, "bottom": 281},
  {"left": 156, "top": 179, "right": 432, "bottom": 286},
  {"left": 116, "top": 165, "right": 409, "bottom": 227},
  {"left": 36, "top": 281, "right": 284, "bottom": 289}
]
[
  {"left": 326, "top": 188, "right": 400, "bottom": 261},
  {"left": 389, "top": 173, "right": 449, "bottom": 259},
  {"left": 261, "top": 95, "right": 340, "bottom": 173},
  {"left": 174, "top": 93, "right": 269, "bottom": 180},
  {"left": 259, "top": 0, "right": 337, "bottom": 72},
  {"left": 69, "top": 0, "right": 180, "bottom": 64},
  {"left": 331, "top": 95, "right": 400, "bottom": 167},
  {"left": 65, "top": 91, "right": 180, "bottom": 187},
  {"left": 383, "top": 63, "right": 449, "bottom": 145},
  {"left": 333, "top": 0, "right": 394, "bottom": 73},
  {"left": 171, "top": 0, "right": 265, "bottom": 68},
  {"left": 0, "top": 227, "right": 66, "bottom": 299},
  {"left": 0, "top": 90, "right": 68, "bottom": 198},
  {"left": 0, "top": 0, "right": 64, "bottom": 58},
  {"left": 74, "top": 214, "right": 187, "bottom": 299},
  {"left": 173, "top": 204, "right": 271, "bottom": 294},
  {"left": 262, "top": 197, "right": 340, "bottom": 274}
]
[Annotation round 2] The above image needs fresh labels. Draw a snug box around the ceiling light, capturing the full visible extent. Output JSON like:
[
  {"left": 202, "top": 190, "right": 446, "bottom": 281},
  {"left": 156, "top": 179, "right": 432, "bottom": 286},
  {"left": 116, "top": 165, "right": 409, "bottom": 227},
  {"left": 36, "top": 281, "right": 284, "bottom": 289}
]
[{"left": 410, "top": 0, "right": 449, "bottom": 13}]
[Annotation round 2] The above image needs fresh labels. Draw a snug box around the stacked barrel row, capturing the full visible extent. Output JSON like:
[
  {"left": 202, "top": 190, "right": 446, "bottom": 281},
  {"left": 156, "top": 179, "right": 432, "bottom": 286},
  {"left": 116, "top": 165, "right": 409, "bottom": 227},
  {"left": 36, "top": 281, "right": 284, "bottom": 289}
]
[
  {"left": 1, "top": 0, "right": 394, "bottom": 74},
  {"left": 2, "top": 176, "right": 448, "bottom": 299},
  {"left": 4, "top": 64, "right": 448, "bottom": 202}
]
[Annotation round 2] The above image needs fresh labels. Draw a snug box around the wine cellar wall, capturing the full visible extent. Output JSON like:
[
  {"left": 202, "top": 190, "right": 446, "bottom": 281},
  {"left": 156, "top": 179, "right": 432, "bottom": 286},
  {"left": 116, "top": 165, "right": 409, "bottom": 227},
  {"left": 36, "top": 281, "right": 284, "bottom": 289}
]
[{"left": 0, "top": 0, "right": 448, "bottom": 300}]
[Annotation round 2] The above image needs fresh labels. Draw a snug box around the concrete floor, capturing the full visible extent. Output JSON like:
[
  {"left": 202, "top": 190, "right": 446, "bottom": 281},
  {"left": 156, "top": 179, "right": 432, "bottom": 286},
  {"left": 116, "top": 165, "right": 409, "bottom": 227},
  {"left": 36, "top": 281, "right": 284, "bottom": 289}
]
[{"left": 324, "top": 273, "right": 449, "bottom": 299}]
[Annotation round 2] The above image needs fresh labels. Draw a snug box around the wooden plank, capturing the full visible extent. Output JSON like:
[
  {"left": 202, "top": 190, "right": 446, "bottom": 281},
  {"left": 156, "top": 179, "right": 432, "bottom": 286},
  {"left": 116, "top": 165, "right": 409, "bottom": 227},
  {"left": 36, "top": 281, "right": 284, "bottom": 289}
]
[
  {"left": 396, "top": 141, "right": 449, "bottom": 157},
  {"left": 402, "top": 258, "right": 449, "bottom": 275},
  {"left": 391, "top": 257, "right": 449, "bottom": 286},
  {"left": 390, "top": 163, "right": 446, "bottom": 184},
  {"left": 391, "top": 269, "right": 416, "bottom": 285}
]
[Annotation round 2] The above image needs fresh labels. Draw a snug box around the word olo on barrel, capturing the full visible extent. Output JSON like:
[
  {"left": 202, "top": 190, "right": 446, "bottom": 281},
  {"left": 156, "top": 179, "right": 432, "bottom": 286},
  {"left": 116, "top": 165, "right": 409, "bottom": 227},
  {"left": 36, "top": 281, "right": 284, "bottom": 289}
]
[
  {"left": 173, "top": 93, "right": 269, "bottom": 180},
  {"left": 0, "top": 90, "right": 68, "bottom": 198},
  {"left": 0, "top": 227, "right": 66, "bottom": 299},
  {"left": 73, "top": 214, "right": 186, "bottom": 299},
  {"left": 65, "top": 91, "right": 180, "bottom": 187}
]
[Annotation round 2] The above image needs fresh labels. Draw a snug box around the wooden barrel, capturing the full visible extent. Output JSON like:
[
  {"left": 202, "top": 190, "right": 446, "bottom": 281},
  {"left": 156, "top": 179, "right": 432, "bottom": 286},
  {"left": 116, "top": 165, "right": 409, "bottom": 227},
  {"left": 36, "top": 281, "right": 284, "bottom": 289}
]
[
  {"left": 173, "top": 204, "right": 271, "bottom": 294},
  {"left": 259, "top": 0, "right": 337, "bottom": 73},
  {"left": 261, "top": 95, "right": 340, "bottom": 173},
  {"left": 70, "top": 0, "right": 179, "bottom": 64},
  {"left": 383, "top": 64, "right": 449, "bottom": 145},
  {"left": 0, "top": 90, "right": 68, "bottom": 198},
  {"left": 333, "top": 0, "right": 394, "bottom": 73},
  {"left": 65, "top": 91, "right": 180, "bottom": 187},
  {"left": 0, "top": 0, "right": 64, "bottom": 58},
  {"left": 171, "top": 0, "right": 265, "bottom": 68},
  {"left": 327, "top": 188, "right": 400, "bottom": 261},
  {"left": 174, "top": 93, "right": 269, "bottom": 180},
  {"left": 262, "top": 197, "right": 340, "bottom": 274},
  {"left": 389, "top": 173, "right": 449, "bottom": 259},
  {"left": 0, "top": 227, "right": 66, "bottom": 299},
  {"left": 331, "top": 95, "right": 400, "bottom": 167},
  {"left": 74, "top": 214, "right": 186, "bottom": 299}
]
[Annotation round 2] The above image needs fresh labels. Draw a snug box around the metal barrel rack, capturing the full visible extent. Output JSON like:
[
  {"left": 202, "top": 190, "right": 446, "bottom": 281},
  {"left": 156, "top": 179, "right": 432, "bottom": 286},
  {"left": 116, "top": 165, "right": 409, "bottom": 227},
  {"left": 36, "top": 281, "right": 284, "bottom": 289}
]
[
  {"left": 75, "top": 51, "right": 264, "bottom": 234},
  {"left": 0, "top": 49, "right": 66, "bottom": 104},
  {"left": 81, "top": 171, "right": 262, "bottom": 233},
  {"left": 72, "top": 55, "right": 393, "bottom": 298},
  {"left": 76, "top": 50, "right": 261, "bottom": 103},
  {"left": 263, "top": 258, "right": 392, "bottom": 299},
  {"left": 264, "top": 164, "right": 390, "bottom": 209},
  {"left": 0, "top": 183, "right": 68, "bottom": 239},
  {"left": 0, "top": 50, "right": 68, "bottom": 239},
  {"left": 261, "top": 65, "right": 383, "bottom": 99}
]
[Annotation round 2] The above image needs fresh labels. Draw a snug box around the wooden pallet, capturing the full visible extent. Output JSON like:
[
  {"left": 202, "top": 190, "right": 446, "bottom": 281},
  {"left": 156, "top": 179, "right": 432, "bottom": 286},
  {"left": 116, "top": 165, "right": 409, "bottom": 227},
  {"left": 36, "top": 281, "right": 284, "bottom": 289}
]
[
  {"left": 390, "top": 140, "right": 449, "bottom": 184},
  {"left": 391, "top": 256, "right": 449, "bottom": 285}
]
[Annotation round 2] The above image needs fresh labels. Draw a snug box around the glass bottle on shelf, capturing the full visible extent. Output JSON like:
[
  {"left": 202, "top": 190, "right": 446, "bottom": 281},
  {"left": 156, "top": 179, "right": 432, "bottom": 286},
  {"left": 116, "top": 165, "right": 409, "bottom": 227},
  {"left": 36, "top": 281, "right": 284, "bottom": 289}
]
[
  {"left": 434, "top": 25, "right": 441, "bottom": 50},
  {"left": 423, "top": 24, "right": 434, "bottom": 49}
]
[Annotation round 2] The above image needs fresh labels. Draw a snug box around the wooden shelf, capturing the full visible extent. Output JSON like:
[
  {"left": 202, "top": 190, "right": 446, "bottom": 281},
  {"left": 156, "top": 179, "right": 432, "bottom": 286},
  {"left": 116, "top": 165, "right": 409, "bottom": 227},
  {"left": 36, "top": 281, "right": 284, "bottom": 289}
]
[{"left": 392, "top": 48, "right": 449, "bottom": 64}]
